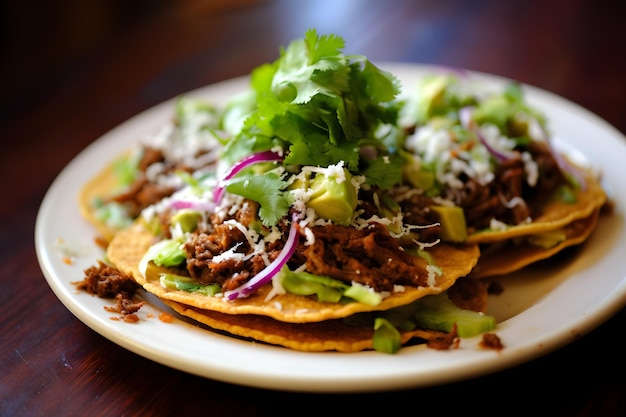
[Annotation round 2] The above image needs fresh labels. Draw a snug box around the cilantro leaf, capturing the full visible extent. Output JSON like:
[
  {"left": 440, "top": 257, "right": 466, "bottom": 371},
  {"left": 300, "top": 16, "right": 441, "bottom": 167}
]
[
  {"left": 362, "top": 153, "right": 404, "bottom": 189},
  {"left": 304, "top": 29, "right": 345, "bottom": 66},
  {"left": 220, "top": 29, "right": 406, "bottom": 189},
  {"left": 225, "top": 173, "right": 293, "bottom": 226}
]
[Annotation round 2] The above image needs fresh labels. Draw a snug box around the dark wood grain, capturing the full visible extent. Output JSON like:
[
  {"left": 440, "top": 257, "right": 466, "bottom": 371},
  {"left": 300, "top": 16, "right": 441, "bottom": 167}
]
[{"left": 2, "top": 1, "right": 625, "bottom": 415}]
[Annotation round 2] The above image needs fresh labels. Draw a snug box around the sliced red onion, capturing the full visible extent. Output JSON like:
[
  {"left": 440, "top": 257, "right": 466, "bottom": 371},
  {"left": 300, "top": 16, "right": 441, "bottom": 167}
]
[
  {"left": 475, "top": 128, "right": 517, "bottom": 162},
  {"left": 170, "top": 199, "right": 216, "bottom": 212},
  {"left": 213, "top": 150, "right": 284, "bottom": 203},
  {"left": 545, "top": 135, "right": 588, "bottom": 192},
  {"left": 223, "top": 212, "right": 299, "bottom": 300}
]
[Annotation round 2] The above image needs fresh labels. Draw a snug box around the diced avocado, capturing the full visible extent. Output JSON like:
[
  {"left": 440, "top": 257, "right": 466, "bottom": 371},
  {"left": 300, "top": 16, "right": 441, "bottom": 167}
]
[
  {"left": 280, "top": 269, "right": 344, "bottom": 303},
  {"left": 403, "top": 157, "right": 435, "bottom": 191},
  {"left": 307, "top": 168, "right": 358, "bottom": 225},
  {"left": 93, "top": 201, "right": 133, "bottom": 230},
  {"left": 171, "top": 209, "right": 201, "bottom": 233},
  {"left": 472, "top": 94, "right": 512, "bottom": 130},
  {"left": 343, "top": 282, "right": 383, "bottom": 306},
  {"left": 431, "top": 205, "right": 468, "bottom": 242},
  {"left": 279, "top": 268, "right": 384, "bottom": 306},
  {"left": 526, "top": 229, "right": 566, "bottom": 249},
  {"left": 412, "top": 292, "right": 496, "bottom": 338},
  {"left": 372, "top": 318, "right": 402, "bottom": 354},
  {"left": 287, "top": 175, "right": 309, "bottom": 191},
  {"left": 555, "top": 184, "right": 578, "bottom": 204}
]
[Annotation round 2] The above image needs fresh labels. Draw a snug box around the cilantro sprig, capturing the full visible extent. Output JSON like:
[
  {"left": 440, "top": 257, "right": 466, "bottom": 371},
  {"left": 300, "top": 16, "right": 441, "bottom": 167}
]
[{"left": 220, "top": 29, "right": 405, "bottom": 191}]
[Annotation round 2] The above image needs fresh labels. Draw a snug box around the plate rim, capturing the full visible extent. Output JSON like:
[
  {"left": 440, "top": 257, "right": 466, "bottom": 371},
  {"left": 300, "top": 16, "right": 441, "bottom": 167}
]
[{"left": 35, "top": 62, "right": 626, "bottom": 393}]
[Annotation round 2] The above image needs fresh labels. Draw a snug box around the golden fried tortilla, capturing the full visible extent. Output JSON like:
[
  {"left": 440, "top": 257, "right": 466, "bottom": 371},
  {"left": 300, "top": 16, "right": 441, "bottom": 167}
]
[
  {"left": 107, "top": 221, "right": 480, "bottom": 323},
  {"left": 79, "top": 158, "right": 127, "bottom": 242},
  {"left": 161, "top": 278, "right": 488, "bottom": 352},
  {"left": 469, "top": 209, "right": 601, "bottom": 278},
  {"left": 162, "top": 299, "right": 446, "bottom": 352},
  {"left": 79, "top": 147, "right": 145, "bottom": 243}
]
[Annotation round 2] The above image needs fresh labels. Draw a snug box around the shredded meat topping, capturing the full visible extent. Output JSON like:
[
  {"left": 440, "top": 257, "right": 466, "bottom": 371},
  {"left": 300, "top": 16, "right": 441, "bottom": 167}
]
[
  {"left": 450, "top": 141, "right": 566, "bottom": 232},
  {"left": 301, "top": 222, "right": 428, "bottom": 292},
  {"left": 184, "top": 227, "right": 282, "bottom": 291},
  {"left": 106, "top": 146, "right": 216, "bottom": 219},
  {"left": 183, "top": 200, "right": 284, "bottom": 291}
]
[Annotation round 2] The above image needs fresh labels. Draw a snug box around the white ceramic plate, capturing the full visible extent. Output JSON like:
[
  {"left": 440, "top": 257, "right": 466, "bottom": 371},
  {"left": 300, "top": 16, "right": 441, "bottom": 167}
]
[{"left": 35, "top": 63, "right": 626, "bottom": 393}]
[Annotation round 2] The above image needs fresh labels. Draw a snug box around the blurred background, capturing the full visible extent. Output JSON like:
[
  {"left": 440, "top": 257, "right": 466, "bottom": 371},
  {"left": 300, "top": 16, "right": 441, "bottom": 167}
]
[
  {"left": 2, "top": 0, "right": 624, "bottom": 220},
  {"left": 3, "top": 0, "right": 625, "bottom": 132}
]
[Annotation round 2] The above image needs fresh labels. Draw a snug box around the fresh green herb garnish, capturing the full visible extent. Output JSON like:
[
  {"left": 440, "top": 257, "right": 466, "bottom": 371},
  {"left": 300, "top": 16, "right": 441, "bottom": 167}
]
[
  {"left": 225, "top": 173, "right": 294, "bottom": 227},
  {"left": 219, "top": 28, "right": 404, "bottom": 194}
]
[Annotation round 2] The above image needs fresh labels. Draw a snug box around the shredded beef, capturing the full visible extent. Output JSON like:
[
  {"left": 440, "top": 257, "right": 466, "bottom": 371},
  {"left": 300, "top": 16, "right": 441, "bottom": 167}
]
[
  {"left": 447, "top": 278, "right": 488, "bottom": 312},
  {"left": 183, "top": 209, "right": 431, "bottom": 293},
  {"left": 526, "top": 141, "right": 568, "bottom": 205},
  {"left": 77, "top": 261, "right": 145, "bottom": 318},
  {"left": 397, "top": 194, "right": 442, "bottom": 243},
  {"left": 106, "top": 146, "right": 218, "bottom": 219},
  {"left": 184, "top": 215, "right": 283, "bottom": 291},
  {"left": 454, "top": 142, "right": 566, "bottom": 232},
  {"left": 302, "top": 222, "right": 428, "bottom": 292},
  {"left": 357, "top": 188, "right": 442, "bottom": 243},
  {"left": 78, "top": 260, "right": 139, "bottom": 298},
  {"left": 106, "top": 148, "right": 172, "bottom": 218}
]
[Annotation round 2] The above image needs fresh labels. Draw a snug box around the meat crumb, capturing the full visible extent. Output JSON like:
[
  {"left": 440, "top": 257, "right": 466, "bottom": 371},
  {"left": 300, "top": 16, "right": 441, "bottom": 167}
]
[
  {"left": 480, "top": 333, "right": 504, "bottom": 351},
  {"left": 76, "top": 260, "right": 145, "bottom": 320},
  {"left": 426, "top": 324, "right": 460, "bottom": 350},
  {"left": 103, "top": 292, "right": 146, "bottom": 315},
  {"left": 76, "top": 260, "right": 140, "bottom": 297}
]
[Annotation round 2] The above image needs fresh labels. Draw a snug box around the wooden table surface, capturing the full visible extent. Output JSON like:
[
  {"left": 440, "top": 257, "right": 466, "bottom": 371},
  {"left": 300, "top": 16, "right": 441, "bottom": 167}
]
[{"left": 3, "top": 1, "right": 626, "bottom": 415}]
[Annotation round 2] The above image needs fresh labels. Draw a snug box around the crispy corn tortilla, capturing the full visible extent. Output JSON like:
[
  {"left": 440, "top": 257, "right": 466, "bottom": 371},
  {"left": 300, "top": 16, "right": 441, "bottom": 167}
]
[
  {"left": 79, "top": 154, "right": 131, "bottom": 242},
  {"left": 161, "top": 278, "right": 488, "bottom": 352},
  {"left": 466, "top": 170, "right": 606, "bottom": 244},
  {"left": 107, "top": 222, "right": 480, "bottom": 323},
  {"left": 469, "top": 209, "right": 601, "bottom": 278},
  {"left": 163, "top": 299, "right": 447, "bottom": 352}
]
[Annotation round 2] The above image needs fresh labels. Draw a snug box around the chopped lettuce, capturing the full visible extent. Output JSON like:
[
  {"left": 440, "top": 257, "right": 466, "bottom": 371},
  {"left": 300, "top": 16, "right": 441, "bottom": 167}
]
[
  {"left": 145, "top": 239, "right": 186, "bottom": 268},
  {"left": 278, "top": 267, "right": 383, "bottom": 306},
  {"left": 160, "top": 273, "right": 221, "bottom": 296},
  {"left": 93, "top": 199, "right": 133, "bottom": 230}
]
